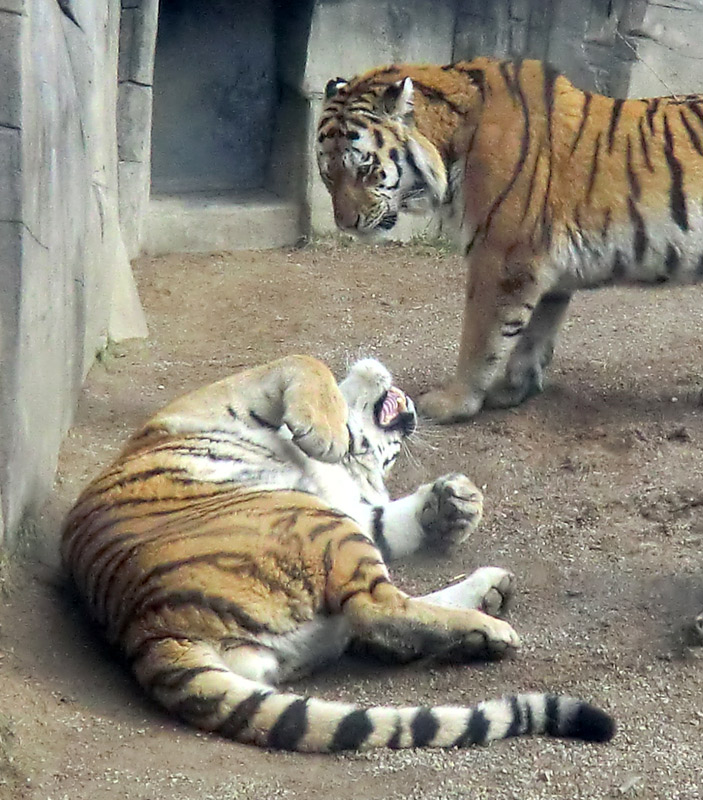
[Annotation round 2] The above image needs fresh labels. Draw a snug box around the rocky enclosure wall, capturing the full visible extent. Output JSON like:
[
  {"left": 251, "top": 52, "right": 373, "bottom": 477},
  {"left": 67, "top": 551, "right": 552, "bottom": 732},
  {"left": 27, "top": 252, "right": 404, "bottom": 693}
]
[
  {"left": 304, "top": 0, "right": 703, "bottom": 234},
  {"left": 0, "top": 0, "right": 147, "bottom": 550}
]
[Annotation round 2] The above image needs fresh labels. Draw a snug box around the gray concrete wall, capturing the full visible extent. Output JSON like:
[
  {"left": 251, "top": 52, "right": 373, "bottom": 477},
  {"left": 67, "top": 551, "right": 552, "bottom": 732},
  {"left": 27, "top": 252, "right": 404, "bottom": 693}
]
[
  {"left": 118, "top": 0, "right": 158, "bottom": 259},
  {"left": 286, "top": 0, "right": 456, "bottom": 238},
  {"left": 0, "top": 0, "right": 146, "bottom": 550},
  {"left": 306, "top": 0, "right": 703, "bottom": 234}
]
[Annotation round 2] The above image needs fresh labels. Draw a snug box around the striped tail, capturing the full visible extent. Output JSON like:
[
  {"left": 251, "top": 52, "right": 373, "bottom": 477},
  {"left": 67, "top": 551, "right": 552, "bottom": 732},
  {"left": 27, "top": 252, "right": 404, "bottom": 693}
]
[{"left": 134, "top": 640, "right": 615, "bottom": 752}]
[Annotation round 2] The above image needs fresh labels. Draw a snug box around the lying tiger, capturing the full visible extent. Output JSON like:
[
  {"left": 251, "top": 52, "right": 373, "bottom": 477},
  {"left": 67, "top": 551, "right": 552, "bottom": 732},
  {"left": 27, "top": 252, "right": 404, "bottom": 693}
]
[
  {"left": 317, "top": 58, "right": 703, "bottom": 422},
  {"left": 62, "top": 355, "right": 614, "bottom": 752}
]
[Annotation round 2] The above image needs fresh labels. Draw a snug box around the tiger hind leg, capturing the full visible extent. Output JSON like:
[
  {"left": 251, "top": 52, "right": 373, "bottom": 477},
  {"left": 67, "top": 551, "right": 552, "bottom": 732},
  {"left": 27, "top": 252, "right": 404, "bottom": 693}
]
[
  {"left": 485, "top": 292, "right": 572, "bottom": 409},
  {"left": 344, "top": 580, "right": 520, "bottom": 664}
]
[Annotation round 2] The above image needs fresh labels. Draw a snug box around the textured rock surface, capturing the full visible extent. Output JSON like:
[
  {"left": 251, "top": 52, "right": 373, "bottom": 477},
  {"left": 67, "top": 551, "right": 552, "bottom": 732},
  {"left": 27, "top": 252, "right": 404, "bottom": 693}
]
[{"left": 0, "top": 0, "right": 147, "bottom": 549}]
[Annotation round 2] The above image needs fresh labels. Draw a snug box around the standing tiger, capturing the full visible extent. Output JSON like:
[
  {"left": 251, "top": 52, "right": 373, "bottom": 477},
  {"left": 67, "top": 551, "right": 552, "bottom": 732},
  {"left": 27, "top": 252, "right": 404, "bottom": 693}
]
[
  {"left": 62, "top": 355, "right": 614, "bottom": 752},
  {"left": 317, "top": 58, "right": 703, "bottom": 422}
]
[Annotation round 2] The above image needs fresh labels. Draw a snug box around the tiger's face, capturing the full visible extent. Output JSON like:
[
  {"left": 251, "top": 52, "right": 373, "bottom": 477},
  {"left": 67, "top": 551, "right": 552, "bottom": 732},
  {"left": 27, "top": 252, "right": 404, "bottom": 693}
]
[
  {"left": 339, "top": 359, "right": 416, "bottom": 475},
  {"left": 316, "top": 77, "right": 447, "bottom": 235}
]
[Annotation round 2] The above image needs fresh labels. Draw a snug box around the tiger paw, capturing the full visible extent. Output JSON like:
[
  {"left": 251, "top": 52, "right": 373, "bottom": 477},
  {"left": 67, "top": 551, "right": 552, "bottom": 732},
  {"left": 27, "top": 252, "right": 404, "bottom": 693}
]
[
  {"left": 417, "top": 384, "right": 483, "bottom": 423},
  {"left": 471, "top": 566, "right": 515, "bottom": 617},
  {"left": 444, "top": 614, "right": 521, "bottom": 662},
  {"left": 419, "top": 474, "right": 483, "bottom": 552},
  {"left": 485, "top": 360, "right": 547, "bottom": 409},
  {"left": 424, "top": 567, "right": 514, "bottom": 615}
]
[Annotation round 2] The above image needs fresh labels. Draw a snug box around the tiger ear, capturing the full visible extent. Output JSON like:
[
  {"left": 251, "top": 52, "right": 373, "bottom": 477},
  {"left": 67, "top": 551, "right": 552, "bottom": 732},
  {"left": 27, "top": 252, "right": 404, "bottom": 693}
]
[
  {"left": 325, "top": 77, "right": 348, "bottom": 99},
  {"left": 380, "top": 78, "right": 414, "bottom": 123}
]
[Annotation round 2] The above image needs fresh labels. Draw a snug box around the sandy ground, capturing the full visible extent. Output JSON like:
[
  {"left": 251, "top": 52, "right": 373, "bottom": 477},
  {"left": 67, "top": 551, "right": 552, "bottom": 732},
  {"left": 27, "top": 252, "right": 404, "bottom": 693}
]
[{"left": 1, "top": 239, "right": 702, "bottom": 800}]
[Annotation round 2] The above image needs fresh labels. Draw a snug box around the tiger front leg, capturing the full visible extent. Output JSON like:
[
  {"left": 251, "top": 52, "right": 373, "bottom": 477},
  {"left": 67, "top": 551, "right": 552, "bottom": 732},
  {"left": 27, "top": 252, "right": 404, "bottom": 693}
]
[
  {"left": 363, "top": 474, "right": 483, "bottom": 561},
  {"left": 419, "top": 245, "right": 545, "bottom": 423},
  {"left": 233, "top": 355, "right": 349, "bottom": 462}
]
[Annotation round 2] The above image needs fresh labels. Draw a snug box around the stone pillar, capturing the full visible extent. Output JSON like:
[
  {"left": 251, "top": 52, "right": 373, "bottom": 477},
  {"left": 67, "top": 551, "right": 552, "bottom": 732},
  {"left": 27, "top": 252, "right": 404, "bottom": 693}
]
[
  {"left": 117, "top": 0, "right": 158, "bottom": 259},
  {"left": 0, "top": 0, "right": 146, "bottom": 550}
]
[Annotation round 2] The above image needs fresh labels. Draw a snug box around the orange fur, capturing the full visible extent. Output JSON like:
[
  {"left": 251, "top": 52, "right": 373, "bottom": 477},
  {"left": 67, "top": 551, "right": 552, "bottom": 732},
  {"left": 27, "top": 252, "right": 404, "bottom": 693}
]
[
  {"left": 62, "top": 355, "right": 614, "bottom": 751},
  {"left": 317, "top": 58, "right": 703, "bottom": 421}
]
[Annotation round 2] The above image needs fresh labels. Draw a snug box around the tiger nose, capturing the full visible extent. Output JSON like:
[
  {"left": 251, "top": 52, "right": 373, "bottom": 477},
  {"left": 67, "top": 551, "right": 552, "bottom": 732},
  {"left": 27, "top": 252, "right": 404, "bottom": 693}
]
[{"left": 333, "top": 205, "right": 360, "bottom": 231}]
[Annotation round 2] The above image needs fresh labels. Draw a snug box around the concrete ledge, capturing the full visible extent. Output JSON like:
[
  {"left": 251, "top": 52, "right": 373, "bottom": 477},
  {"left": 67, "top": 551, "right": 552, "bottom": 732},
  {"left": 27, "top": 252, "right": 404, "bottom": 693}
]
[{"left": 143, "top": 190, "right": 301, "bottom": 255}]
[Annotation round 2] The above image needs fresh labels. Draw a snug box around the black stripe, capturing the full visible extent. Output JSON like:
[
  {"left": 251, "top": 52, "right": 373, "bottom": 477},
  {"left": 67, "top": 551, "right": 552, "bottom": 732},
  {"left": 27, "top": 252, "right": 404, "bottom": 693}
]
[
  {"left": 338, "top": 587, "right": 364, "bottom": 608},
  {"left": 625, "top": 135, "right": 640, "bottom": 200},
  {"left": 172, "top": 691, "right": 227, "bottom": 722},
  {"left": 679, "top": 108, "right": 703, "bottom": 154},
  {"left": 607, "top": 99, "right": 624, "bottom": 153},
  {"left": 686, "top": 100, "right": 703, "bottom": 129},
  {"left": 330, "top": 709, "right": 374, "bottom": 751},
  {"left": 502, "top": 320, "right": 525, "bottom": 338},
  {"left": 570, "top": 92, "right": 592, "bottom": 156},
  {"left": 521, "top": 149, "right": 541, "bottom": 223},
  {"left": 525, "top": 698, "right": 535, "bottom": 733},
  {"left": 411, "top": 708, "right": 440, "bottom": 747},
  {"left": 120, "top": 590, "right": 273, "bottom": 641},
  {"left": 601, "top": 207, "right": 612, "bottom": 241},
  {"left": 485, "top": 62, "right": 530, "bottom": 231},
  {"left": 628, "top": 197, "right": 648, "bottom": 263},
  {"left": 411, "top": 80, "right": 464, "bottom": 115},
  {"left": 267, "top": 698, "right": 309, "bottom": 750},
  {"left": 368, "top": 575, "right": 390, "bottom": 594},
  {"left": 638, "top": 116, "right": 654, "bottom": 172},
  {"left": 545, "top": 694, "right": 560, "bottom": 736},
  {"left": 348, "top": 555, "right": 385, "bottom": 582},
  {"left": 453, "top": 708, "right": 489, "bottom": 746},
  {"left": 373, "top": 129, "right": 384, "bottom": 148},
  {"left": 219, "top": 690, "right": 270, "bottom": 738},
  {"left": 505, "top": 695, "right": 523, "bottom": 737},
  {"left": 612, "top": 250, "right": 627, "bottom": 280},
  {"left": 453, "top": 65, "right": 486, "bottom": 100},
  {"left": 646, "top": 98, "right": 659, "bottom": 135},
  {"left": 498, "top": 60, "right": 519, "bottom": 101},
  {"left": 338, "top": 532, "right": 375, "bottom": 549},
  {"left": 309, "top": 520, "right": 343, "bottom": 541},
  {"left": 148, "top": 665, "right": 228, "bottom": 692},
  {"left": 405, "top": 147, "right": 423, "bottom": 180},
  {"left": 371, "top": 506, "right": 392, "bottom": 562},
  {"left": 586, "top": 133, "right": 602, "bottom": 203},
  {"left": 665, "top": 243, "right": 680, "bottom": 276},
  {"left": 542, "top": 64, "right": 559, "bottom": 130},
  {"left": 663, "top": 113, "right": 689, "bottom": 231},
  {"left": 249, "top": 410, "right": 278, "bottom": 430}
]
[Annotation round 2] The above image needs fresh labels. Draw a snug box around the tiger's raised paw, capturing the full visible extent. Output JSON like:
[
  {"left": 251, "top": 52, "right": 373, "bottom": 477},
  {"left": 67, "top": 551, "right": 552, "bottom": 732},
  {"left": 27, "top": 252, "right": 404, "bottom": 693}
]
[{"left": 420, "top": 474, "right": 483, "bottom": 552}]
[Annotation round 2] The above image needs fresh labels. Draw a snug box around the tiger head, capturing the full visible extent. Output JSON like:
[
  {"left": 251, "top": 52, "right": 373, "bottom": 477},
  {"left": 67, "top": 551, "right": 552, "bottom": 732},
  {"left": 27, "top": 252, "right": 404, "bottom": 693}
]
[
  {"left": 339, "top": 359, "right": 416, "bottom": 475},
  {"left": 317, "top": 76, "right": 448, "bottom": 235}
]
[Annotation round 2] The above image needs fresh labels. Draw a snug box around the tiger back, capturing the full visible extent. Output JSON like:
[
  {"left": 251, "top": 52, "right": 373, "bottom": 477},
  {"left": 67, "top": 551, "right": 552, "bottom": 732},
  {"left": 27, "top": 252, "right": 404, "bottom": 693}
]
[
  {"left": 317, "top": 58, "right": 703, "bottom": 422},
  {"left": 62, "top": 354, "right": 614, "bottom": 752}
]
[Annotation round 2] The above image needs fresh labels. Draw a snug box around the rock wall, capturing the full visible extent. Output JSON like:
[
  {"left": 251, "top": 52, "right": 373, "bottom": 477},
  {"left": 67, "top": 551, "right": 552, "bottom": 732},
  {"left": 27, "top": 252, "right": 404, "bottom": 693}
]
[
  {"left": 0, "top": 0, "right": 146, "bottom": 550},
  {"left": 305, "top": 0, "right": 703, "bottom": 234}
]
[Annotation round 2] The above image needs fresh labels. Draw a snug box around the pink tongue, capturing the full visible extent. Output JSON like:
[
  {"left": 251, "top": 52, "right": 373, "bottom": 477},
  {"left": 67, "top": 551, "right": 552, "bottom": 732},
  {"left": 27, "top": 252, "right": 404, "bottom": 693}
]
[{"left": 380, "top": 389, "right": 400, "bottom": 425}]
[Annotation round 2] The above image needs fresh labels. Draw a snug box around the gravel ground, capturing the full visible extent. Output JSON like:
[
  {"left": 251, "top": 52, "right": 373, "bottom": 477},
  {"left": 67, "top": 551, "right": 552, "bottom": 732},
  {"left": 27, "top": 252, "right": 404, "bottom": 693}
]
[{"left": 0, "top": 239, "right": 701, "bottom": 800}]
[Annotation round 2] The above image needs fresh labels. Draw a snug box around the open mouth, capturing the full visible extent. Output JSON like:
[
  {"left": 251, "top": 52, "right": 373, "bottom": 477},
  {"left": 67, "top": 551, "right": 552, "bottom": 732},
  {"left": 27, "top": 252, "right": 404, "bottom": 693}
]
[{"left": 374, "top": 387, "right": 415, "bottom": 434}]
